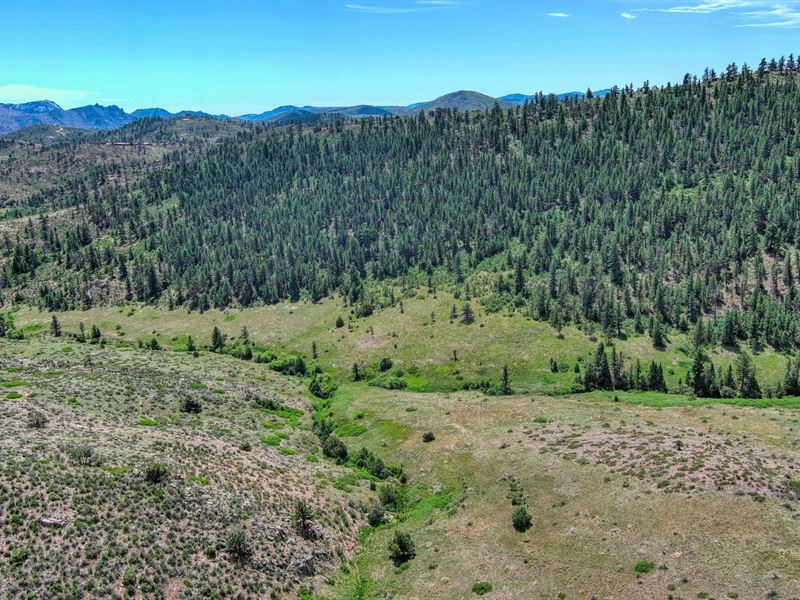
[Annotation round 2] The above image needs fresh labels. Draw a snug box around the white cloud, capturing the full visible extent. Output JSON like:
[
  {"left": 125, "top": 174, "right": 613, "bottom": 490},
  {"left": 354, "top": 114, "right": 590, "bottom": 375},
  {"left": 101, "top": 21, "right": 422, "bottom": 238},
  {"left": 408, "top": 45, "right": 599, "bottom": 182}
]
[
  {"left": 0, "top": 83, "right": 89, "bottom": 105},
  {"left": 621, "top": 11, "right": 637, "bottom": 18},
  {"left": 630, "top": 0, "right": 800, "bottom": 27},
  {"left": 546, "top": 12, "right": 570, "bottom": 17},
  {"left": 740, "top": 3, "right": 800, "bottom": 26},
  {"left": 647, "top": 0, "right": 754, "bottom": 13},
  {"left": 345, "top": 0, "right": 461, "bottom": 13}
]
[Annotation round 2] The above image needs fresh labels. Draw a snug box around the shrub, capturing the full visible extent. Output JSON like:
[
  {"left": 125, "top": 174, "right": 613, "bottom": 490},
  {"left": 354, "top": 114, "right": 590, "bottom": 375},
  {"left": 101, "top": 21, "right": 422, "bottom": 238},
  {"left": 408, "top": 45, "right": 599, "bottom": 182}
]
[
  {"left": 26, "top": 411, "right": 47, "bottom": 429},
  {"left": 388, "top": 531, "right": 416, "bottom": 566},
  {"left": 9, "top": 547, "right": 28, "bottom": 568},
  {"left": 422, "top": 431, "right": 435, "bottom": 443},
  {"left": 122, "top": 566, "right": 137, "bottom": 592},
  {"left": 68, "top": 444, "right": 101, "bottom": 467},
  {"left": 370, "top": 374, "right": 406, "bottom": 390},
  {"left": 143, "top": 462, "right": 169, "bottom": 484},
  {"left": 268, "top": 354, "right": 306, "bottom": 375},
  {"left": 472, "top": 582, "right": 493, "bottom": 595},
  {"left": 367, "top": 503, "right": 385, "bottom": 527},
  {"left": 225, "top": 526, "right": 252, "bottom": 563},
  {"left": 355, "top": 302, "right": 374, "bottom": 318},
  {"left": 512, "top": 506, "right": 532, "bottom": 532},
  {"left": 634, "top": 560, "right": 654, "bottom": 574},
  {"left": 251, "top": 393, "right": 281, "bottom": 410},
  {"left": 309, "top": 373, "right": 337, "bottom": 398},
  {"left": 379, "top": 482, "right": 406, "bottom": 511},
  {"left": 379, "top": 357, "right": 393, "bottom": 372},
  {"left": 294, "top": 500, "right": 315, "bottom": 538},
  {"left": 180, "top": 395, "right": 202, "bottom": 414},
  {"left": 322, "top": 435, "right": 348, "bottom": 463}
]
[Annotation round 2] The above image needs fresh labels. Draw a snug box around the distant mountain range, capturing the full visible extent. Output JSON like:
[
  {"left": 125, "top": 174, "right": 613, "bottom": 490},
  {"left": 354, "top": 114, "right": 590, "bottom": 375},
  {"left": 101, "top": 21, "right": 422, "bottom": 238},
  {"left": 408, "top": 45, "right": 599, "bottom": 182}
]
[{"left": 0, "top": 87, "right": 613, "bottom": 135}]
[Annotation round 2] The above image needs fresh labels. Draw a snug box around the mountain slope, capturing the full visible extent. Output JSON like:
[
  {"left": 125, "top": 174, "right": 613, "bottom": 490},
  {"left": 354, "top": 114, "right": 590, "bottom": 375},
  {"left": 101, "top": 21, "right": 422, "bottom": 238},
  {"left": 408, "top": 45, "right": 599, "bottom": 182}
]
[
  {"left": 4, "top": 69, "right": 800, "bottom": 355},
  {"left": 0, "top": 101, "right": 133, "bottom": 135}
]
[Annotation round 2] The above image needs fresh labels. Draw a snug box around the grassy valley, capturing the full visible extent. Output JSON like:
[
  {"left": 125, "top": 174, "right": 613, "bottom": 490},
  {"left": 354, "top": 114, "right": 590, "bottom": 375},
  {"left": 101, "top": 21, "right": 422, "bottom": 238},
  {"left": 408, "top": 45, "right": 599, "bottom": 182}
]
[{"left": 4, "top": 298, "right": 800, "bottom": 599}]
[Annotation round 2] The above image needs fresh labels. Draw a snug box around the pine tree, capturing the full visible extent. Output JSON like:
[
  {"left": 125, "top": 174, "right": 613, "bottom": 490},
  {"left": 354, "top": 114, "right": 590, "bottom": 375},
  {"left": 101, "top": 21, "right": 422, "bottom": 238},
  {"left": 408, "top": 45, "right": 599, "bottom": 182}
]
[
  {"left": 501, "top": 364, "right": 511, "bottom": 395},
  {"left": 690, "top": 349, "right": 710, "bottom": 397},
  {"left": 50, "top": 315, "right": 61, "bottom": 338},
  {"left": 735, "top": 352, "right": 761, "bottom": 399},
  {"left": 584, "top": 343, "right": 612, "bottom": 391},
  {"left": 211, "top": 326, "right": 224, "bottom": 351},
  {"left": 461, "top": 303, "right": 475, "bottom": 324},
  {"left": 647, "top": 361, "right": 667, "bottom": 393},
  {"left": 651, "top": 318, "right": 665, "bottom": 348}
]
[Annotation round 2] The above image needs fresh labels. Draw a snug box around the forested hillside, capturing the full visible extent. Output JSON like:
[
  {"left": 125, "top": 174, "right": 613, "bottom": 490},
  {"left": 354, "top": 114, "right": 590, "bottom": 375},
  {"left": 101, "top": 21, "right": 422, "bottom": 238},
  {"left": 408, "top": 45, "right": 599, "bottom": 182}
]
[{"left": 3, "top": 58, "right": 800, "bottom": 351}]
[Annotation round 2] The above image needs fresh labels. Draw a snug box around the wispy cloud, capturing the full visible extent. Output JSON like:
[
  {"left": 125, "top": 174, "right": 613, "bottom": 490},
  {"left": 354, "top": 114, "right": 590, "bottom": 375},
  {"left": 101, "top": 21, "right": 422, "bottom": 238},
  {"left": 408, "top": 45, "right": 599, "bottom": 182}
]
[
  {"left": 345, "top": 0, "right": 462, "bottom": 14},
  {"left": 620, "top": 11, "right": 637, "bottom": 18},
  {"left": 740, "top": 3, "right": 800, "bottom": 26},
  {"left": 629, "top": 0, "right": 800, "bottom": 27},
  {"left": 546, "top": 11, "right": 570, "bottom": 17},
  {"left": 0, "top": 83, "right": 89, "bottom": 105},
  {"left": 646, "top": 0, "right": 754, "bottom": 13}
]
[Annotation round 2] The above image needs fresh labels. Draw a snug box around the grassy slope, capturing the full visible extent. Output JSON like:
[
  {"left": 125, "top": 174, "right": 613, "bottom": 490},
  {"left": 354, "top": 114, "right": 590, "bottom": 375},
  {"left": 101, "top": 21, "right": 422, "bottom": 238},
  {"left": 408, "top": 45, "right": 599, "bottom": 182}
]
[{"left": 15, "top": 291, "right": 791, "bottom": 394}]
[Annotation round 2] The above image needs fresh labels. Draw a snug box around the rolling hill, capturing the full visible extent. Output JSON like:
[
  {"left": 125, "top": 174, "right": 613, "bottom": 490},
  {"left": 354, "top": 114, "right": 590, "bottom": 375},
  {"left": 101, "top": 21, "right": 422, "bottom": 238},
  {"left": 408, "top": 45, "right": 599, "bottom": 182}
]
[{"left": 0, "top": 85, "right": 615, "bottom": 135}]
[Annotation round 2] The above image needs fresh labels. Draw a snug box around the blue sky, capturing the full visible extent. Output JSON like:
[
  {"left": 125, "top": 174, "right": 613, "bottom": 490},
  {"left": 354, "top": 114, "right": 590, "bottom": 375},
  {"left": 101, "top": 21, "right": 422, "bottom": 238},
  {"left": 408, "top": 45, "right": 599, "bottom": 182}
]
[{"left": 1, "top": 0, "right": 799, "bottom": 114}]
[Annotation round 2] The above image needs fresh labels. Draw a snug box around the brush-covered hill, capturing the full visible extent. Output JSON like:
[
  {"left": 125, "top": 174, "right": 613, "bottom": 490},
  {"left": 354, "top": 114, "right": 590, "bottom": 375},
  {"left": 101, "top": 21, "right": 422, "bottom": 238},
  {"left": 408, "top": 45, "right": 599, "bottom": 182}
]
[
  {"left": 0, "top": 116, "right": 253, "bottom": 208},
  {"left": 0, "top": 332, "right": 375, "bottom": 599}
]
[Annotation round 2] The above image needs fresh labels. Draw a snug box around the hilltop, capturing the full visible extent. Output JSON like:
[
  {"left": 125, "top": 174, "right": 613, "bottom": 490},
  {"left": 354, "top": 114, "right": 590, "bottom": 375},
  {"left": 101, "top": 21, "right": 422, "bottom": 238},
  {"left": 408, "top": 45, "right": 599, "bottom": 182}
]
[{"left": 0, "top": 85, "right": 611, "bottom": 135}]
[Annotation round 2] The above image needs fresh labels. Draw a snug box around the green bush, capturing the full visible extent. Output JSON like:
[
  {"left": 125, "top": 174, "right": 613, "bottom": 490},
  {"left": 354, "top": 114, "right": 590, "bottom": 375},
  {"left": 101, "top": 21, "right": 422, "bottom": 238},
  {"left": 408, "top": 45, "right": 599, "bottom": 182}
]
[
  {"left": 180, "top": 395, "right": 202, "bottom": 414},
  {"left": 9, "top": 547, "right": 28, "bottom": 568},
  {"left": 388, "top": 531, "right": 416, "bottom": 566},
  {"left": 634, "top": 560, "right": 654, "bottom": 574},
  {"left": 322, "top": 435, "right": 348, "bottom": 463},
  {"left": 26, "top": 411, "right": 47, "bottom": 429},
  {"left": 370, "top": 374, "right": 406, "bottom": 390},
  {"left": 68, "top": 444, "right": 101, "bottom": 467},
  {"left": 422, "top": 431, "right": 435, "bottom": 443},
  {"left": 512, "top": 506, "right": 532, "bottom": 532},
  {"left": 309, "top": 373, "right": 337, "bottom": 399},
  {"left": 367, "top": 503, "right": 384, "bottom": 527},
  {"left": 122, "top": 566, "right": 137, "bottom": 592},
  {"left": 472, "top": 581, "right": 493, "bottom": 595},
  {"left": 143, "top": 462, "right": 169, "bottom": 484},
  {"left": 225, "top": 526, "right": 252, "bottom": 563},
  {"left": 378, "top": 482, "right": 406, "bottom": 511}
]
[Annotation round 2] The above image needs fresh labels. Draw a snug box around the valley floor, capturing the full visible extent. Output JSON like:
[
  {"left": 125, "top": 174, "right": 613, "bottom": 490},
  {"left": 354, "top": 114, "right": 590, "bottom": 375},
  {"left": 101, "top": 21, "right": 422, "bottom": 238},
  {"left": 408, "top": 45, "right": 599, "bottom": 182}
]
[
  {"left": 330, "top": 384, "right": 800, "bottom": 599},
  {"left": 4, "top": 296, "right": 800, "bottom": 599}
]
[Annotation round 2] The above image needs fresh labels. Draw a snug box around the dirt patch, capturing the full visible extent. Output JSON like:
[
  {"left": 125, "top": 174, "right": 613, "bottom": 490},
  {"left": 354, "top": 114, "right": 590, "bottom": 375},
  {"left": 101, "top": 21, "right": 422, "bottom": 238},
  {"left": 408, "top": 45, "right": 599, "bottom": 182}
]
[
  {"left": 356, "top": 333, "right": 386, "bottom": 350},
  {"left": 527, "top": 422, "right": 800, "bottom": 502}
]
